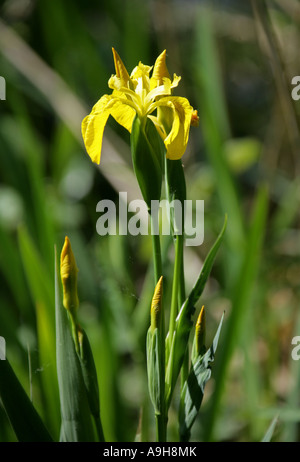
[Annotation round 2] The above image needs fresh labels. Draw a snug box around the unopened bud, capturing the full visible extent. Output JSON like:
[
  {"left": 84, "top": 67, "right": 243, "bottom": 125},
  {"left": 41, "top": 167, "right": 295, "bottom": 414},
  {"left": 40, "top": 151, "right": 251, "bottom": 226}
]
[
  {"left": 195, "top": 305, "right": 205, "bottom": 356},
  {"left": 60, "top": 236, "right": 79, "bottom": 316},
  {"left": 150, "top": 276, "right": 163, "bottom": 332}
]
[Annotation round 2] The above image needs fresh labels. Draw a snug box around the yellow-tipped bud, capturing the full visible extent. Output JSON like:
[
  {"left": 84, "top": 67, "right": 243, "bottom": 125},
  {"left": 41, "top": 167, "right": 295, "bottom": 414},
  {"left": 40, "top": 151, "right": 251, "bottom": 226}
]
[
  {"left": 60, "top": 236, "right": 79, "bottom": 316},
  {"left": 152, "top": 50, "right": 170, "bottom": 84},
  {"left": 112, "top": 48, "right": 131, "bottom": 86},
  {"left": 195, "top": 305, "right": 206, "bottom": 356},
  {"left": 150, "top": 276, "right": 163, "bottom": 332}
]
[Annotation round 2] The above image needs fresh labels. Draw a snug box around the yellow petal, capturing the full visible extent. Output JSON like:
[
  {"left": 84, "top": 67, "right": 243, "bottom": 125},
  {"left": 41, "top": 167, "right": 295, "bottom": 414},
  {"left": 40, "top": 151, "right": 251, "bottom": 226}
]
[
  {"left": 82, "top": 94, "right": 136, "bottom": 164},
  {"left": 146, "top": 80, "right": 172, "bottom": 106},
  {"left": 130, "top": 62, "right": 152, "bottom": 81},
  {"left": 152, "top": 50, "right": 170, "bottom": 84},
  {"left": 112, "top": 48, "right": 131, "bottom": 86},
  {"left": 81, "top": 95, "right": 112, "bottom": 164},
  {"left": 110, "top": 98, "right": 136, "bottom": 133},
  {"left": 170, "top": 74, "right": 181, "bottom": 89},
  {"left": 156, "top": 97, "right": 193, "bottom": 160}
]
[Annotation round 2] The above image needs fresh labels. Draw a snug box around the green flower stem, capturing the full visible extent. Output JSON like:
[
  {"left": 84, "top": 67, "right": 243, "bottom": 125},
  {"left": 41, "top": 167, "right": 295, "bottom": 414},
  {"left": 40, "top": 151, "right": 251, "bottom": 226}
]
[
  {"left": 151, "top": 216, "right": 162, "bottom": 285},
  {"left": 150, "top": 213, "right": 167, "bottom": 442},
  {"left": 69, "top": 312, "right": 80, "bottom": 355},
  {"left": 178, "top": 237, "right": 186, "bottom": 307}
]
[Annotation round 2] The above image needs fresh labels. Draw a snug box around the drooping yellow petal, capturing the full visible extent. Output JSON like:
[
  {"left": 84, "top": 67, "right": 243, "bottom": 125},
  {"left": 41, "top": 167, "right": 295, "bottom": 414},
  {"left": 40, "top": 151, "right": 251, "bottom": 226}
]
[
  {"left": 112, "top": 48, "right": 131, "bottom": 86},
  {"left": 81, "top": 95, "right": 113, "bottom": 164},
  {"left": 82, "top": 93, "right": 136, "bottom": 164},
  {"left": 156, "top": 96, "right": 193, "bottom": 160}
]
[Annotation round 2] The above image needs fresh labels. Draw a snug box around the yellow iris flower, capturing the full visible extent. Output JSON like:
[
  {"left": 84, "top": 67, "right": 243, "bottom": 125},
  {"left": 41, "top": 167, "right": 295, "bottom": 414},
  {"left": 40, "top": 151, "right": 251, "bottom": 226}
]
[{"left": 82, "top": 48, "right": 198, "bottom": 164}]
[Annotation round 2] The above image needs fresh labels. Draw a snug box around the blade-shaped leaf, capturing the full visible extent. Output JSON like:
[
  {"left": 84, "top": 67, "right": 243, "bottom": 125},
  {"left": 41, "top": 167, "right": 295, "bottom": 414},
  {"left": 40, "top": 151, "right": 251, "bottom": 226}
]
[
  {"left": 0, "top": 357, "right": 53, "bottom": 441},
  {"left": 165, "top": 215, "right": 227, "bottom": 406},
  {"left": 54, "top": 247, "right": 96, "bottom": 442},
  {"left": 146, "top": 328, "right": 162, "bottom": 415},
  {"left": 18, "top": 226, "right": 60, "bottom": 438},
  {"left": 79, "top": 327, "right": 105, "bottom": 442},
  {"left": 261, "top": 415, "right": 279, "bottom": 442},
  {"left": 179, "top": 313, "right": 224, "bottom": 442}
]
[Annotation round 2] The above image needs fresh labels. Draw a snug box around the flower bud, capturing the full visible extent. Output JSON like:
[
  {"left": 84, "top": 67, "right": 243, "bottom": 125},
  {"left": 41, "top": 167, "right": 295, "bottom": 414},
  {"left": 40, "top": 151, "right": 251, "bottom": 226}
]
[
  {"left": 60, "top": 236, "right": 79, "bottom": 316},
  {"left": 195, "top": 306, "right": 206, "bottom": 357},
  {"left": 150, "top": 276, "right": 163, "bottom": 332}
]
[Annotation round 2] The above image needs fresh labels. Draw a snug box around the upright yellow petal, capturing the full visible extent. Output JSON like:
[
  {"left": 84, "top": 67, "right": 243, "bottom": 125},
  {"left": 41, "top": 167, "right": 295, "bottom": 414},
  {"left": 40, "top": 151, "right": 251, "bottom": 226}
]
[
  {"left": 152, "top": 50, "right": 170, "bottom": 85},
  {"left": 112, "top": 48, "right": 131, "bottom": 86}
]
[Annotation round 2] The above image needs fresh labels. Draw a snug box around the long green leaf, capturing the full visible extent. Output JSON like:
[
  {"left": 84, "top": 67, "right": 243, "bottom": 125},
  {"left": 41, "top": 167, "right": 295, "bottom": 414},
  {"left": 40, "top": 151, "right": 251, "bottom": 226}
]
[
  {"left": 54, "top": 247, "right": 96, "bottom": 442},
  {"left": 165, "top": 215, "right": 227, "bottom": 406},
  {"left": 203, "top": 186, "right": 269, "bottom": 441},
  {"left": 194, "top": 4, "right": 246, "bottom": 283},
  {"left": 18, "top": 226, "right": 60, "bottom": 438},
  {"left": 261, "top": 415, "right": 279, "bottom": 442},
  {"left": 0, "top": 357, "right": 52, "bottom": 441},
  {"left": 146, "top": 328, "right": 162, "bottom": 415},
  {"left": 79, "top": 327, "right": 105, "bottom": 442},
  {"left": 179, "top": 313, "right": 224, "bottom": 442}
]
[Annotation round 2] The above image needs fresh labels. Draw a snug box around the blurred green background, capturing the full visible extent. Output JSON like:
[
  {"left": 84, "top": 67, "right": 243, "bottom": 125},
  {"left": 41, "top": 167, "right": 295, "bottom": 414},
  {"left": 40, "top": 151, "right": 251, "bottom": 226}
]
[{"left": 0, "top": 0, "right": 300, "bottom": 442}]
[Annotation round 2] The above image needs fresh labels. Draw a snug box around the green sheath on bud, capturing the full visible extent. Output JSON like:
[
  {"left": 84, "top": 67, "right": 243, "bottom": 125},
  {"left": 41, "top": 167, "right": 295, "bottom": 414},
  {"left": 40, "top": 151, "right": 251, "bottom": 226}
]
[
  {"left": 147, "top": 276, "right": 164, "bottom": 415},
  {"left": 130, "top": 115, "right": 163, "bottom": 210},
  {"left": 165, "top": 158, "right": 186, "bottom": 237}
]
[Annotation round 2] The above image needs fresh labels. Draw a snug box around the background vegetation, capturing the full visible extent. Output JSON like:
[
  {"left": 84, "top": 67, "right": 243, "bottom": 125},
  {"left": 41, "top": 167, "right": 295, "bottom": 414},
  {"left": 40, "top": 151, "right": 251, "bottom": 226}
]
[{"left": 0, "top": 0, "right": 299, "bottom": 442}]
